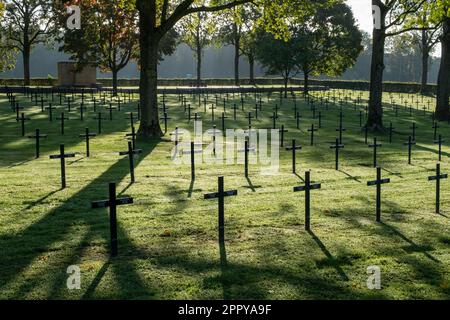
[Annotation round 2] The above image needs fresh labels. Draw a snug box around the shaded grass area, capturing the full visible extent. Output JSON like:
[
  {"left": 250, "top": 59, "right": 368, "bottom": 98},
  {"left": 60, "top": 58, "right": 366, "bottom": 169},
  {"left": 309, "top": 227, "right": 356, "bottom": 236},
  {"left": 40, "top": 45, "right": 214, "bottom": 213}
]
[{"left": 0, "top": 89, "right": 449, "bottom": 299}]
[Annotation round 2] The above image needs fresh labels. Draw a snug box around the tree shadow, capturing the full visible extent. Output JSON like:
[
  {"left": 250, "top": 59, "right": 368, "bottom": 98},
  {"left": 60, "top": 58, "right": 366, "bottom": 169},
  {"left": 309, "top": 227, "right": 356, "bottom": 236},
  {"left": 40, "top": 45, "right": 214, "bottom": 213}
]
[
  {"left": 379, "top": 222, "right": 440, "bottom": 263},
  {"left": 0, "top": 137, "right": 159, "bottom": 299},
  {"left": 307, "top": 230, "right": 350, "bottom": 281},
  {"left": 338, "top": 170, "right": 361, "bottom": 183},
  {"left": 22, "top": 188, "right": 63, "bottom": 210}
]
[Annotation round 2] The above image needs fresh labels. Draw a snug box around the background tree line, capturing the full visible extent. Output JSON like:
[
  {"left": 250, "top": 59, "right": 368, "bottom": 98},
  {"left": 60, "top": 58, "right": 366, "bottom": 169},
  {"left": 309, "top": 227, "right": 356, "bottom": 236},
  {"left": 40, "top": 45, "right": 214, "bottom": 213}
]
[{"left": 0, "top": 0, "right": 449, "bottom": 137}]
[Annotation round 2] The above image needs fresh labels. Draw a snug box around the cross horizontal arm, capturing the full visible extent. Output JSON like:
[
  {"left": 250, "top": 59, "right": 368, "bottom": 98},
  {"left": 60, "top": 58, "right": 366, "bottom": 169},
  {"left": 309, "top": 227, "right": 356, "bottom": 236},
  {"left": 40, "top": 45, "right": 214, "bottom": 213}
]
[
  {"left": 49, "top": 153, "right": 75, "bottom": 159},
  {"left": 428, "top": 174, "right": 448, "bottom": 181},
  {"left": 367, "top": 179, "right": 390, "bottom": 186},
  {"left": 294, "top": 184, "right": 321, "bottom": 192},
  {"left": 204, "top": 190, "right": 238, "bottom": 199}
]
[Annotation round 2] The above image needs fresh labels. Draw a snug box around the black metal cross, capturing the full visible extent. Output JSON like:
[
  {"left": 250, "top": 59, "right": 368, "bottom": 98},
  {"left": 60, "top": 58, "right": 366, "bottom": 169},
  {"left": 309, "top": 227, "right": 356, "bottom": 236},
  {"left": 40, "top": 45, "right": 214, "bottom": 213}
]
[
  {"left": 119, "top": 141, "right": 143, "bottom": 183},
  {"left": 295, "top": 112, "right": 302, "bottom": 129},
  {"left": 19, "top": 113, "right": 31, "bottom": 137},
  {"left": 220, "top": 112, "right": 228, "bottom": 132},
  {"left": 49, "top": 144, "right": 75, "bottom": 189},
  {"left": 389, "top": 122, "right": 395, "bottom": 143},
  {"left": 45, "top": 103, "right": 55, "bottom": 122},
  {"left": 204, "top": 176, "right": 237, "bottom": 245},
  {"left": 28, "top": 129, "right": 47, "bottom": 158},
  {"left": 403, "top": 136, "right": 416, "bottom": 165},
  {"left": 210, "top": 104, "right": 217, "bottom": 122},
  {"left": 160, "top": 112, "right": 171, "bottom": 134},
  {"left": 286, "top": 139, "right": 302, "bottom": 174},
  {"left": 93, "top": 112, "right": 107, "bottom": 135},
  {"left": 432, "top": 122, "right": 439, "bottom": 141},
  {"left": 367, "top": 167, "right": 390, "bottom": 222},
  {"left": 279, "top": 125, "right": 288, "bottom": 147},
  {"left": 330, "top": 138, "right": 344, "bottom": 170},
  {"left": 428, "top": 163, "right": 448, "bottom": 214},
  {"left": 293, "top": 171, "right": 321, "bottom": 231},
  {"left": 91, "top": 182, "right": 133, "bottom": 257},
  {"left": 308, "top": 124, "right": 318, "bottom": 146},
  {"left": 79, "top": 128, "right": 97, "bottom": 157},
  {"left": 107, "top": 103, "right": 116, "bottom": 120},
  {"left": 127, "top": 112, "right": 135, "bottom": 131},
  {"left": 368, "top": 137, "right": 382, "bottom": 167},
  {"left": 336, "top": 122, "right": 346, "bottom": 144},
  {"left": 270, "top": 112, "right": 278, "bottom": 129},
  {"left": 79, "top": 103, "right": 87, "bottom": 121},
  {"left": 434, "top": 134, "right": 444, "bottom": 162},
  {"left": 14, "top": 103, "right": 24, "bottom": 122},
  {"left": 410, "top": 122, "right": 418, "bottom": 141},
  {"left": 126, "top": 126, "right": 137, "bottom": 150},
  {"left": 56, "top": 112, "right": 69, "bottom": 135}
]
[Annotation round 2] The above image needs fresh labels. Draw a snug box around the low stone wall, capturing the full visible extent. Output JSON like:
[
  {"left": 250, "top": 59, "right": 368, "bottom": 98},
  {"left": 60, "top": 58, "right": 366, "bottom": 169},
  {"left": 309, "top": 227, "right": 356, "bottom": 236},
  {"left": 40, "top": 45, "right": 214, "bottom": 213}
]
[{"left": 0, "top": 77, "right": 437, "bottom": 94}]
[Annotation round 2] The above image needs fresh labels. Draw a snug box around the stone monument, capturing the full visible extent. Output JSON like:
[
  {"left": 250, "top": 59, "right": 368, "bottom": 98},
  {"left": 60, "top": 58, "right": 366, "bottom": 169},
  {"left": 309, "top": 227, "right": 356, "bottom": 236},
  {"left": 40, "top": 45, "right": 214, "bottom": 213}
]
[{"left": 57, "top": 61, "right": 97, "bottom": 87}]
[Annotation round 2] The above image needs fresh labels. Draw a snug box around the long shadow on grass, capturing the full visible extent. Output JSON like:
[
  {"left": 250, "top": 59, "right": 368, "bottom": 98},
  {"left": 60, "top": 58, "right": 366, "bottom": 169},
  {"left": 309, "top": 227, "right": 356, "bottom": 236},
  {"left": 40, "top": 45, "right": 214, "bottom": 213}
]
[
  {"left": 0, "top": 94, "right": 140, "bottom": 167},
  {"left": 308, "top": 230, "right": 350, "bottom": 281},
  {"left": 0, "top": 137, "right": 159, "bottom": 298}
]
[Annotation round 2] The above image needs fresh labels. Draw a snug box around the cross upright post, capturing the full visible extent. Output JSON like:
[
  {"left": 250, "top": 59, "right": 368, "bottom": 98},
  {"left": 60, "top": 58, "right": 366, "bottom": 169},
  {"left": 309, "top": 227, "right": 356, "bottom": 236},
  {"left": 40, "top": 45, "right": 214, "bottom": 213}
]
[
  {"left": 286, "top": 139, "right": 302, "bottom": 174},
  {"left": 79, "top": 128, "right": 97, "bottom": 157},
  {"left": 428, "top": 163, "right": 448, "bottom": 214},
  {"left": 19, "top": 113, "right": 30, "bottom": 137},
  {"left": 294, "top": 171, "right": 321, "bottom": 231},
  {"left": 330, "top": 138, "right": 344, "bottom": 170},
  {"left": 434, "top": 134, "right": 444, "bottom": 162},
  {"left": 119, "top": 141, "right": 143, "bottom": 183},
  {"left": 404, "top": 135, "right": 416, "bottom": 165},
  {"left": 91, "top": 182, "right": 133, "bottom": 257},
  {"left": 367, "top": 167, "right": 391, "bottom": 222},
  {"left": 308, "top": 124, "right": 318, "bottom": 146},
  {"left": 49, "top": 144, "right": 76, "bottom": 189},
  {"left": 28, "top": 129, "right": 48, "bottom": 158},
  {"left": 369, "top": 137, "right": 382, "bottom": 168},
  {"left": 204, "top": 177, "right": 237, "bottom": 245}
]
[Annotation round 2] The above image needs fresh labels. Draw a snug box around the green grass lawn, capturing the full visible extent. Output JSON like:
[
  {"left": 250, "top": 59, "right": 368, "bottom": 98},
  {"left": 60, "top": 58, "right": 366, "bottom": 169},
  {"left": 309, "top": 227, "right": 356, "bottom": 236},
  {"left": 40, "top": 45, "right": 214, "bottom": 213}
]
[{"left": 0, "top": 89, "right": 449, "bottom": 299}]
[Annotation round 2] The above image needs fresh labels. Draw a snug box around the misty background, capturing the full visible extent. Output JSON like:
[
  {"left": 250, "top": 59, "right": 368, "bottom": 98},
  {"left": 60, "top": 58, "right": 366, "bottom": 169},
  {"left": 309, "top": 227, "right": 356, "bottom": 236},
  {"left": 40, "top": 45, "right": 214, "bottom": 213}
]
[{"left": 0, "top": 42, "right": 441, "bottom": 83}]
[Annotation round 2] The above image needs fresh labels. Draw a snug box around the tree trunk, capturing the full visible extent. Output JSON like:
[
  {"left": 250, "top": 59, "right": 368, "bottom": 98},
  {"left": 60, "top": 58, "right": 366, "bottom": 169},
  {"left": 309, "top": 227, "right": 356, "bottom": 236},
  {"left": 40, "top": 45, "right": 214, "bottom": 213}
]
[
  {"left": 435, "top": 16, "right": 450, "bottom": 121},
  {"left": 420, "top": 29, "right": 429, "bottom": 95},
  {"left": 196, "top": 43, "right": 202, "bottom": 87},
  {"left": 248, "top": 54, "right": 255, "bottom": 85},
  {"left": 367, "top": 7, "right": 387, "bottom": 131},
  {"left": 137, "top": 0, "right": 163, "bottom": 138},
  {"left": 23, "top": 45, "right": 31, "bottom": 86},
  {"left": 304, "top": 71, "right": 309, "bottom": 95},
  {"left": 112, "top": 69, "right": 119, "bottom": 96},
  {"left": 233, "top": 23, "right": 240, "bottom": 86},
  {"left": 283, "top": 77, "right": 289, "bottom": 98}
]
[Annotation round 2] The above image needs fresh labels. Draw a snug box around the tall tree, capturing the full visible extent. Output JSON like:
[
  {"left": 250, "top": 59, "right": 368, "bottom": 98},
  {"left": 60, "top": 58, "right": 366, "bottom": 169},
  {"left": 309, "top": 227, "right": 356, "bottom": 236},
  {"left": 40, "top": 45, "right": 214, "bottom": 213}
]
[
  {"left": 254, "top": 29, "right": 302, "bottom": 97},
  {"left": 0, "top": 0, "right": 17, "bottom": 72},
  {"left": 367, "top": 0, "right": 427, "bottom": 130},
  {"left": 135, "top": 0, "right": 314, "bottom": 138},
  {"left": 177, "top": 11, "right": 216, "bottom": 87},
  {"left": 1, "top": 0, "right": 53, "bottom": 85},
  {"left": 56, "top": 0, "right": 139, "bottom": 95},
  {"left": 255, "top": 0, "right": 362, "bottom": 96},
  {"left": 295, "top": 0, "right": 363, "bottom": 94},
  {"left": 217, "top": 4, "right": 261, "bottom": 85},
  {"left": 428, "top": 0, "right": 450, "bottom": 120},
  {"left": 418, "top": 28, "right": 441, "bottom": 94}
]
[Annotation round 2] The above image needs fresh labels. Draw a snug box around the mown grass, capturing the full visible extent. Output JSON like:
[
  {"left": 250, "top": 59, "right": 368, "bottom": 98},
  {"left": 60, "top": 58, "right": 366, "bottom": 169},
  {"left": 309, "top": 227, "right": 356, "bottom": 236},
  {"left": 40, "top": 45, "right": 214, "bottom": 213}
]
[{"left": 0, "top": 88, "right": 449, "bottom": 300}]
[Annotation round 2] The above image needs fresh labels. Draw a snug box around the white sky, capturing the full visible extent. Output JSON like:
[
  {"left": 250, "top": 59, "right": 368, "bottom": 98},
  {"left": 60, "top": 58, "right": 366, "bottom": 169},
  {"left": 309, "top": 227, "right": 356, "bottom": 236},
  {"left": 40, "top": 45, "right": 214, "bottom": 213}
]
[
  {"left": 345, "top": 0, "right": 441, "bottom": 56},
  {"left": 346, "top": 0, "right": 373, "bottom": 33}
]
